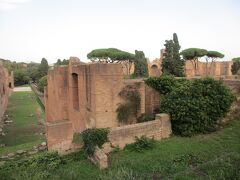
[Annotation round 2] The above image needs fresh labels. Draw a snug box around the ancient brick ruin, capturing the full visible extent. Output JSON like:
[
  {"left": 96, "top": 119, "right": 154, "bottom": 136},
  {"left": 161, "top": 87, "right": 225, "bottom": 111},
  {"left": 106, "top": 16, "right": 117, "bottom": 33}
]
[
  {"left": 149, "top": 49, "right": 233, "bottom": 77},
  {"left": 44, "top": 54, "right": 239, "bottom": 156},
  {"left": 45, "top": 57, "right": 171, "bottom": 154},
  {"left": 0, "top": 64, "right": 14, "bottom": 124}
]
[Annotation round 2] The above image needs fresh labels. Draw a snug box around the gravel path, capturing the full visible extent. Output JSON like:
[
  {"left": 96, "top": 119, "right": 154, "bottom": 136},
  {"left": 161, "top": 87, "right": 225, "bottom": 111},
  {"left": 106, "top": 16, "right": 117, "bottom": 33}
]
[{"left": 13, "top": 87, "right": 32, "bottom": 92}]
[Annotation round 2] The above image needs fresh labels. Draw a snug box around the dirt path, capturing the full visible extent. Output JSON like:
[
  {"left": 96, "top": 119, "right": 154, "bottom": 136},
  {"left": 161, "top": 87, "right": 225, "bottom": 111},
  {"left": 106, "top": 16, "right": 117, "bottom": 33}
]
[{"left": 13, "top": 87, "right": 32, "bottom": 92}]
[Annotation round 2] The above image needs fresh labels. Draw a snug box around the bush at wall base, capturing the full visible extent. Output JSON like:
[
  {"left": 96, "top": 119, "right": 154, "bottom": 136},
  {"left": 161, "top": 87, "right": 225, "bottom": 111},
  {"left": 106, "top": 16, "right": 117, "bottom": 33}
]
[
  {"left": 160, "top": 78, "right": 235, "bottom": 136},
  {"left": 74, "top": 128, "right": 109, "bottom": 156}
]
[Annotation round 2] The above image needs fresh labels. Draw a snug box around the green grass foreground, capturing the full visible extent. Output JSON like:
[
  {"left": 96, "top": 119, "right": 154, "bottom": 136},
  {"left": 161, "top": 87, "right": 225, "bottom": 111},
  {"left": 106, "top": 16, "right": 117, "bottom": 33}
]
[
  {"left": 0, "top": 118, "right": 239, "bottom": 179},
  {"left": 0, "top": 91, "right": 45, "bottom": 155},
  {"left": 0, "top": 91, "right": 239, "bottom": 179}
]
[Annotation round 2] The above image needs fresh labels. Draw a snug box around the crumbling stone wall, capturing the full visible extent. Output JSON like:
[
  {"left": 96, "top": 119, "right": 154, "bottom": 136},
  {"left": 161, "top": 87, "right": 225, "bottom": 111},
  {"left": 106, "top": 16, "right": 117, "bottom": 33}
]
[
  {"left": 108, "top": 113, "right": 171, "bottom": 149},
  {"left": 148, "top": 48, "right": 233, "bottom": 77},
  {"left": 149, "top": 60, "right": 233, "bottom": 77},
  {"left": 45, "top": 57, "right": 166, "bottom": 154},
  {"left": 91, "top": 113, "right": 171, "bottom": 169},
  {"left": 45, "top": 57, "right": 124, "bottom": 153},
  {"left": 185, "top": 61, "right": 233, "bottom": 77},
  {"left": 123, "top": 79, "right": 160, "bottom": 115},
  {"left": 0, "top": 65, "right": 13, "bottom": 123}
]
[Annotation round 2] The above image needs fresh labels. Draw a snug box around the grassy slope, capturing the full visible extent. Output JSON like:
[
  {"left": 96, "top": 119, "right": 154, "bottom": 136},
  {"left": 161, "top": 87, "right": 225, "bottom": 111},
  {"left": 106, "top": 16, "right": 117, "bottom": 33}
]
[
  {"left": 46, "top": 118, "right": 240, "bottom": 180},
  {"left": 0, "top": 91, "right": 45, "bottom": 155}
]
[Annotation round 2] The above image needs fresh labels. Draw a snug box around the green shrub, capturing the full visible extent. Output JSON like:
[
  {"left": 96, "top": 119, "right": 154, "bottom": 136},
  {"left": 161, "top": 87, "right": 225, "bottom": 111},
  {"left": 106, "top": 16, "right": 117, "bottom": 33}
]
[
  {"left": 145, "top": 75, "right": 191, "bottom": 95},
  {"left": 145, "top": 75, "right": 176, "bottom": 95},
  {"left": 116, "top": 84, "right": 141, "bottom": 123},
  {"left": 125, "top": 136, "right": 156, "bottom": 152},
  {"left": 14, "top": 69, "right": 31, "bottom": 86},
  {"left": 72, "top": 132, "right": 83, "bottom": 144},
  {"left": 0, "top": 152, "right": 65, "bottom": 179},
  {"left": 37, "top": 75, "right": 48, "bottom": 92},
  {"left": 137, "top": 113, "right": 155, "bottom": 123},
  {"left": 160, "top": 78, "right": 235, "bottom": 136},
  {"left": 80, "top": 128, "right": 109, "bottom": 156}
]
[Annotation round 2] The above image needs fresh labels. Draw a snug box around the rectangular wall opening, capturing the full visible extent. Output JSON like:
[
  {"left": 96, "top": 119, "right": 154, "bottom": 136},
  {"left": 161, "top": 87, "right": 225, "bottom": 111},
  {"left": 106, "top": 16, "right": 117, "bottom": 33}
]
[{"left": 72, "top": 73, "right": 79, "bottom": 111}]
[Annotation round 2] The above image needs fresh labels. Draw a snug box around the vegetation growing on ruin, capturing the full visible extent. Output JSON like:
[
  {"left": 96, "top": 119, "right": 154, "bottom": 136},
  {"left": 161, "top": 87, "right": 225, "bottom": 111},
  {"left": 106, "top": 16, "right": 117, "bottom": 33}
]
[
  {"left": 125, "top": 136, "right": 156, "bottom": 152},
  {"left": 77, "top": 128, "right": 109, "bottom": 156},
  {"left": 145, "top": 75, "right": 177, "bottom": 95},
  {"left": 145, "top": 75, "right": 190, "bottom": 95},
  {"left": 161, "top": 33, "right": 185, "bottom": 77},
  {"left": 136, "top": 113, "right": 155, "bottom": 123},
  {"left": 116, "top": 84, "right": 141, "bottom": 123},
  {"left": 231, "top": 57, "right": 240, "bottom": 75},
  {"left": 133, "top": 50, "right": 149, "bottom": 78}
]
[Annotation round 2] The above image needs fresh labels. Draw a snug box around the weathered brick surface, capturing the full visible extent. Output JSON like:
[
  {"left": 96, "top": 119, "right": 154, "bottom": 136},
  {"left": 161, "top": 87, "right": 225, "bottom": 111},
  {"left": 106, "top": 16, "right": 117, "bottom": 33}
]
[
  {"left": 45, "top": 58, "right": 170, "bottom": 154},
  {"left": 0, "top": 65, "right": 13, "bottom": 123},
  {"left": 45, "top": 56, "right": 240, "bottom": 155},
  {"left": 149, "top": 51, "right": 233, "bottom": 77},
  {"left": 185, "top": 61, "right": 233, "bottom": 77},
  {"left": 89, "top": 147, "right": 108, "bottom": 169},
  {"left": 123, "top": 79, "right": 161, "bottom": 115},
  {"left": 222, "top": 79, "right": 240, "bottom": 93},
  {"left": 108, "top": 113, "right": 172, "bottom": 149},
  {"left": 45, "top": 58, "right": 124, "bottom": 153}
]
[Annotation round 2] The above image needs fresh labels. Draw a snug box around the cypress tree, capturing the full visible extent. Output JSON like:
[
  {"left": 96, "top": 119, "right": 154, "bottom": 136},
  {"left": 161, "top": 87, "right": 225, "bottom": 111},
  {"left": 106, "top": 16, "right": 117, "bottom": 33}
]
[
  {"left": 162, "top": 33, "right": 185, "bottom": 77},
  {"left": 134, "top": 50, "right": 149, "bottom": 78}
]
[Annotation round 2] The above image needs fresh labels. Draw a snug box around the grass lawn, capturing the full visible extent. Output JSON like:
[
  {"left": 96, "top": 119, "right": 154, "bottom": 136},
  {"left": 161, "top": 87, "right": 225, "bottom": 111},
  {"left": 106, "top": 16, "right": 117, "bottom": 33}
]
[
  {"left": 0, "top": 91, "right": 45, "bottom": 155},
  {"left": 1, "top": 117, "right": 239, "bottom": 179}
]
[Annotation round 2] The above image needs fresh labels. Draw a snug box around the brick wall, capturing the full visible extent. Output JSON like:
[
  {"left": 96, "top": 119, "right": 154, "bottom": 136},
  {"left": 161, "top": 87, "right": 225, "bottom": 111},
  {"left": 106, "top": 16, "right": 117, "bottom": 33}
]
[
  {"left": 222, "top": 79, "right": 240, "bottom": 93},
  {"left": 0, "top": 65, "right": 11, "bottom": 123},
  {"left": 186, "top": 77, "right": 240, "bottom": 93},
  {"left": 108, "top": 113, "right": 171, "bottom": 148},
  {"left": 123, "top": 79, "right": 161, "bottom": 115},
  {"left": 45, "top": 58, "right": 124, "bottom": 153}
]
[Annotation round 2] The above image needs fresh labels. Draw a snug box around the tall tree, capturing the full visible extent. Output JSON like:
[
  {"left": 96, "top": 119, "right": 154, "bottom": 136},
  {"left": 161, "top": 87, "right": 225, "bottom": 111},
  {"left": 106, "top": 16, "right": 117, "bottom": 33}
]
[
  {"left": 181, "top": 48, "right": 208, "bottom": 75},
  {"left": 205, "top": 51, "right": 224, "bottom": 75},
  {"left": 27, "top": 62, "right": 41, "bottom": 82},
  {"left": 38, "top": 58, "right": 49, "bottom": 77},
  {"left": 87, "top": 48, "right": 135, "bottom": 74},
  {"left": 161, "top": 33, "right": 185, "bottom": 77},
  {"left": 54, "top": 59, "right": 69, "bottom": 66},
  {"left": 133, "top": 50, "right": 149, "bottom": 78}
]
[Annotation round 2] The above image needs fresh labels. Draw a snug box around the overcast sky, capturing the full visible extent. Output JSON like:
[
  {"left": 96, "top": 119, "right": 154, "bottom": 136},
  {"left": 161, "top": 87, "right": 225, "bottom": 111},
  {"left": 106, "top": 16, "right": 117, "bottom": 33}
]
[{"left": 0, "top": 0, "right": 239, "bottom": 63}]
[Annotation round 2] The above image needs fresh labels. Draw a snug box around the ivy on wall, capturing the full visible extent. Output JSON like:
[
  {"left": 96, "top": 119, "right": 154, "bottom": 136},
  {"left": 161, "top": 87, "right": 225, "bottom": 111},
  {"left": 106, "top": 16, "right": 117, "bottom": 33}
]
[
  {"left": 116, "top": 84, "right": 141, "bottom": 123},
  {"left": 73, "top": 128, "right": 109, "bottom": 156}
]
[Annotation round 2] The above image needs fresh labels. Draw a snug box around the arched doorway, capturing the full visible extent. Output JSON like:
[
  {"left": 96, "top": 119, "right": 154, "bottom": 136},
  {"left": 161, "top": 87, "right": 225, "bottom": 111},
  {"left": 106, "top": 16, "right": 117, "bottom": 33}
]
[{"left": 150, "top": 64, "right": 160, "bottom": 77}]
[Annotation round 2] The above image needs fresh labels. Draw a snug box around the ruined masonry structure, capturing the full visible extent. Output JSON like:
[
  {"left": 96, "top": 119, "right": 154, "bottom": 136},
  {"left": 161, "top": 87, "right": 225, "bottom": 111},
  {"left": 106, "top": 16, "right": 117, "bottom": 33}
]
[
  {"left": 0, "top": 64, "right": 14, "bottom": 123},
  {"left": 45, "top": 57, "right": 171, "bottom": 154},
  {"left": 149, "top": 49, "right": 233, "bottom": 77}
]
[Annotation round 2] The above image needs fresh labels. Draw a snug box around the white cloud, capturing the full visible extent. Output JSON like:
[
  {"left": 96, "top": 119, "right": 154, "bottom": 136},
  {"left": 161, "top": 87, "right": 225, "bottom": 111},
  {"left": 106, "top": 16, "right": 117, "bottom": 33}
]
[{"left": 0, "top": 0, "right": 31, "bottom": 11}]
